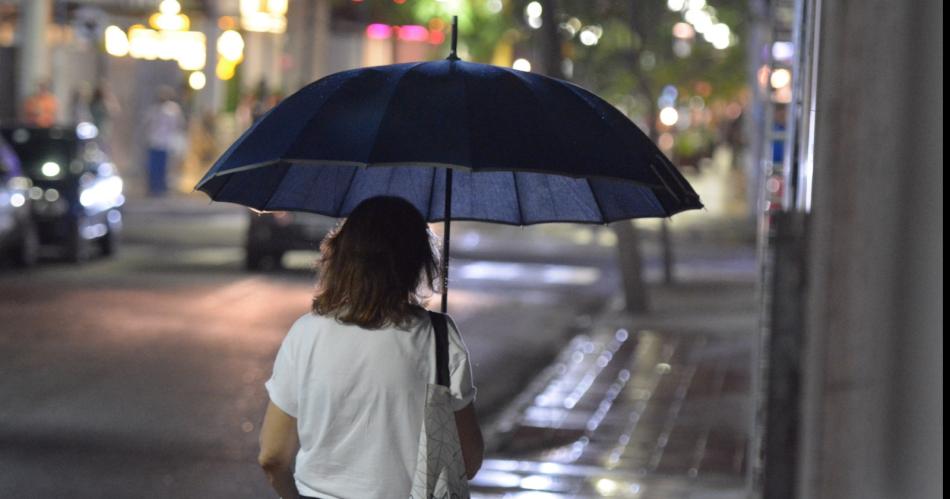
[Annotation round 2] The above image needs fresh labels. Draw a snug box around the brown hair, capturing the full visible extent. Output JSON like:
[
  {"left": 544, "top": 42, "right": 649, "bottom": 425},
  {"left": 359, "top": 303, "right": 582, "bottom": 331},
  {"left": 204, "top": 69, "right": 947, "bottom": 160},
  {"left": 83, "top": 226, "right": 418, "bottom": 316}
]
[{"left": 312, "top": 196, "right": 440, "bottom": 329}]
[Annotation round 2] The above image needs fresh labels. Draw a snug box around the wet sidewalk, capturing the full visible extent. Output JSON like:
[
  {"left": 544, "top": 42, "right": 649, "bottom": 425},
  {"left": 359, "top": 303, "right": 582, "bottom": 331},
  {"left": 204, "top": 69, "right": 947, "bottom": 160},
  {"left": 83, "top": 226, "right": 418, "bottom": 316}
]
[{"left": 471, "top": 251, "right": 757, "bottom": 498}]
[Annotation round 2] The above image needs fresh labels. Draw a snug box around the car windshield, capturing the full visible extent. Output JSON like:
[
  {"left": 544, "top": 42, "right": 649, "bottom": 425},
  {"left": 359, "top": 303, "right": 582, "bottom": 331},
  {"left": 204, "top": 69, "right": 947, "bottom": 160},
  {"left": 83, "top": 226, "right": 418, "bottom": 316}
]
[{"left": 0, "top": 129, "right": 79, "bottom": 179}]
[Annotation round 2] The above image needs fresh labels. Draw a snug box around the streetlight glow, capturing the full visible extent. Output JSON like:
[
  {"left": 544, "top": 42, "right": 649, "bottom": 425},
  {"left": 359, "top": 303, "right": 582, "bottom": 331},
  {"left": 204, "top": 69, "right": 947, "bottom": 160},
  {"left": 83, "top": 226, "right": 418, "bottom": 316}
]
[
  {"left": 217, "top": 30, "right": 245, "bottom": 61},
  {"left": 704, "top": 23, "right": 731, "bottom": 49},
  {"left": 9, "top": 193, "right": 25, "bottom": 208},
  {"left": 240, "top": 0, "right": 288, "bottom": 33},
  {"left": 595, "top": 478, "right": 620, "bottom": 496},
  {"left": 771, "top": 68, "right": 792, "bottom": 89},
  {"left": 128, "top": 26, "right": 160, "bottom": 60},
  {"left": 159, "top": 0, "right": 181, "bottom": 15},
  {"left": 659, "top": 107, "right": 680, "bottom": 127},
  {"left": 579, "top": 27, "right": 599, "bottom": 46},
  {"left": 175, "top": 32, "right": 207, "bottom": 70},
  {"left": 41, "top": 162, "right": 61, "bottom": 177},
  {"left": 685, "top": 9, "right": 713, "bottom": 33},
  {"left": 525, "top": 2, "right": 543, "bottom": 18},
  {"left": 188, "top": 71, "right": 207, "bottom": 90},
  {"left": 672, "top": 22, "right": 695, "bottom": 39},
  {"left": 104, "top": 26, "right": 130, "bottom": 57},
  {"left": 216, "top": 59, "right": 237, "bottom": 80},
  {"left": 512, "top": 58, "right": 532, "bottom": 71}
]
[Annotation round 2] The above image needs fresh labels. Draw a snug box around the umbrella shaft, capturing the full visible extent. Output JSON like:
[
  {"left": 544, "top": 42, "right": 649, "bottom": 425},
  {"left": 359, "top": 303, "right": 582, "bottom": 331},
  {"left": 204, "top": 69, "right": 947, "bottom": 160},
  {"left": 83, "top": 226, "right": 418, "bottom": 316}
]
[
  {"left": 441, "top": 168, "right": 453, "bottom": 314},
  {"left": 447, "top": 16, "right": 460, "bottom": 61}
]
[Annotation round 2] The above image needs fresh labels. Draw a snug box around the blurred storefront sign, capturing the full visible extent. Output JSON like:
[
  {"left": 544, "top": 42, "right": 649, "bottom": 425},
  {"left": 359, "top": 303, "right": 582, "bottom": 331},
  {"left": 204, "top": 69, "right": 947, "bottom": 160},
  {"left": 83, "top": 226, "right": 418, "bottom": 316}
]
[
  {"left": 750, "top": 0, "right": 823, "bottom": 497},
  {"left": 239, "top": 0, "right": 287, "bottom": 34},
  {"left": 103, "top": 0, "right": 208, "bottom": 89},
  {"left": 215, "top": 28, "right": 244, "bottom": 81},
  {"left": 361, "top": 22, "right": 445, "bottom": 67}
]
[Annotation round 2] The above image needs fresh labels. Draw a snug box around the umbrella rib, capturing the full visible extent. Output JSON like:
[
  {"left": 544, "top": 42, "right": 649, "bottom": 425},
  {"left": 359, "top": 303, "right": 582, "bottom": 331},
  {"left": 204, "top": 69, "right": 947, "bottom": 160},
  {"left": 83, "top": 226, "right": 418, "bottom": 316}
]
[
  {"left": 363, "top": 62, "right": 428, "bottom": 164},
  {"left": 259, "top": 162, "right": 290, "bottom": 212},
  {"left": 208, "top": 165, "right": 238, "bottom": 200},
  {"left": 511, "top": 170, "right": 525, "bottom": 225},
  {"left": 645, "top": 182, "right": 669, "bottom": 216},
  {"left": 457, "top": 64, "right": 475, "bottom": 219},
  {"left": 318, "top": 67, "right": 422, "bottom": 216},
  {"left": 207, "top": 158, "right": 669, "bottom": 191},
  {"left": 542, "top": 173, "right": 561, "bottom": 221},
  {"left": 335, "top": 165, "right": 360, "bottom": 216},
  {"left": 647, "top": 161, "right": 683, "bottom": 206},
  {"left": 585, "top": 177, "right": 609, "bottom": 224},
  {"left": 276, "top": 71, "right": 377, "bottom": 162},
  {"left": 502, "top": 70, "right": 579, "bottom": 178},
  {"left": 426, "top": 164, "right": 437, "bottom": 220},
  {"left": 656, "top": 153, "right": 698, "bottom": 202},
  {"left": 194, "top": 105, "right": 278, "bottom": 191},
  {"left": 558, "top": 82, "right": 680, "bottom": 195}
]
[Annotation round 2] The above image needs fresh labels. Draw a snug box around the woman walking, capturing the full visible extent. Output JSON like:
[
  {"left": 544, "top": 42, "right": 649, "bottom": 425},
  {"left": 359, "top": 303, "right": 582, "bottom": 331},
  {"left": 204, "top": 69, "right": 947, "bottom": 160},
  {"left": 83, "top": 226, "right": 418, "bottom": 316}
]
[{"left": 258, "top": 196, "right": 484, "bottom": 498}]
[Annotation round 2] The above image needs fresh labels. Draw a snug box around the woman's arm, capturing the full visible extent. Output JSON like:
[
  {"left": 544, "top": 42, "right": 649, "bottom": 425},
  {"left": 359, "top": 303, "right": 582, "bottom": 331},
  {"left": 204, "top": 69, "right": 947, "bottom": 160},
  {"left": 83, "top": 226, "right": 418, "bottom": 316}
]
[
  {"left": 259, "top": 401, "right": 301, "bottom": 499},
  {"left": 454, "top": 402, "right": 485, "bottom": 479}
]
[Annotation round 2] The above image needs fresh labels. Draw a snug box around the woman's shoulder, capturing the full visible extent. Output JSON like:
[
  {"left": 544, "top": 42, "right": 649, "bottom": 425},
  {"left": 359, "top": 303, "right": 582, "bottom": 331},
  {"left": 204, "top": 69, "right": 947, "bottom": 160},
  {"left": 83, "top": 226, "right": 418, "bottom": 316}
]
[{"left": 286, "top": 312, "right": 339, "bottom": 338}]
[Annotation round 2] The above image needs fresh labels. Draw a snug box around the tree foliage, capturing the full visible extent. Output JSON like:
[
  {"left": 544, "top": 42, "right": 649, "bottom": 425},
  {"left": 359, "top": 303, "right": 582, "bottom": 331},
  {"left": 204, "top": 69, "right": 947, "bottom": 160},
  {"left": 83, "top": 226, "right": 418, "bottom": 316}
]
[
  {"left": 537, "top": 0, "right": 748, "bottom": 123},
  {"left": 330, "top": 1, "right": 747, "bottom": 106}
]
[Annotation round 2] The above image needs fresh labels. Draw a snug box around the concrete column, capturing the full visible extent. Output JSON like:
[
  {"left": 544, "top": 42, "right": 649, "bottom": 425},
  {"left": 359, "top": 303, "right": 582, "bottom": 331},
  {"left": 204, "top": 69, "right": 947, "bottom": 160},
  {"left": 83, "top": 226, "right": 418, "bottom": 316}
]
[
  {"left": 241, "top": 31, "right": 263, "bottom": 91},
  {"left": 285, "top": 0, "right": 331, "bottom": 93},
  {"left": 241, "top": 30, "right": 282, "bottom": 94},
  {"left": 268, "top": 30, "right": 283, "bottom": 91},
  {"left": 308, "top": 0, "right": 331, "bottom": 84},
  {"left": 796, "top": 1, "right": 943, "bottom": 498},
  {"left": 199, "top": 2, "right": 221, "bottom": 114},
  {"left": 15, "top": 0, "right": 51, "bottom": 104}
]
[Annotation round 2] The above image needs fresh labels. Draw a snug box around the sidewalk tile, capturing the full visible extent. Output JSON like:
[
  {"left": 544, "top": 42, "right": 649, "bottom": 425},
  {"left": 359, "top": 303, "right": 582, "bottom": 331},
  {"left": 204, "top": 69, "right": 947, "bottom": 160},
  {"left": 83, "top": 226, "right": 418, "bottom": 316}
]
[{"left": 475, "top": 322, "right": 751, "bottom": 498}]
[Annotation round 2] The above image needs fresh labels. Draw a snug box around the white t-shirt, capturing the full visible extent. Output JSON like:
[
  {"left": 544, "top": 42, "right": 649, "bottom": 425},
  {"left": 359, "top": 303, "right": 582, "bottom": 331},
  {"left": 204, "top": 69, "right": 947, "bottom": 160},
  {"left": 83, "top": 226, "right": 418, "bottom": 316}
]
[{"left": 265, "top": 308, "right": 477, "bottom": 499}]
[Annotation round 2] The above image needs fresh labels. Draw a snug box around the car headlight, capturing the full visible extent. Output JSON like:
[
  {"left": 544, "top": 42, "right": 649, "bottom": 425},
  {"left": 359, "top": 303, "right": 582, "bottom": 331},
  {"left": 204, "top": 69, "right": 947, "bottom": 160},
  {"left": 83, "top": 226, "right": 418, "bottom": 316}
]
[
  {"left": 41, "top": 161, "right": 61, "bottom": 177},
  {"left": 79, "top": 177, "right": 124, "bottom": 208},
  {"left": 9, "top": 192, "right": 26, "bottom": 207}
]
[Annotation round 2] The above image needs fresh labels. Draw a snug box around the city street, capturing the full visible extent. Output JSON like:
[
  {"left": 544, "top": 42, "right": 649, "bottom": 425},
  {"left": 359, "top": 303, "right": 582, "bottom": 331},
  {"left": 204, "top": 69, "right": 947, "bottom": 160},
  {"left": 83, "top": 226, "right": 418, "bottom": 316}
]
[
  {"left": 0, "top": 195, "right": 626, "bottom": 497},
  {"left": 0, "top": 193, "right": 758, "bottom": 498},
  {"left": 0, "top": 0, "right": 939, "bottom": 497}
]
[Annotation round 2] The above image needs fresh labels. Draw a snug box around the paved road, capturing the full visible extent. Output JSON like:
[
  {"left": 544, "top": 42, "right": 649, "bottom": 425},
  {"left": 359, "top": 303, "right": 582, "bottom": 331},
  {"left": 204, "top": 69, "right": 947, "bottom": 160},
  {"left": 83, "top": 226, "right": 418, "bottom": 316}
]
[{"left": 0, "top": 199, "right": 617, "bottom": 498}]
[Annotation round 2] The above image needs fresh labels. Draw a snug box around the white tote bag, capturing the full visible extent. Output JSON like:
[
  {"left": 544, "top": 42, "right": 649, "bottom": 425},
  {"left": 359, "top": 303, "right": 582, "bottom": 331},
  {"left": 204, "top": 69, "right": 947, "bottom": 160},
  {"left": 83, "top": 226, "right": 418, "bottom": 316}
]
[{"left": 409, "top": 312, "right": 471, "bottom": 499}]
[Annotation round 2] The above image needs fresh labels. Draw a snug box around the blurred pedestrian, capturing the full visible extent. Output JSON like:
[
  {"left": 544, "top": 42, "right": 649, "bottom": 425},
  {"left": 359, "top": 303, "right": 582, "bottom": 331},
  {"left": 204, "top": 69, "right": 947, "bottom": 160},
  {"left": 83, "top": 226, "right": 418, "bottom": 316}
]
[
  {"left": 234, "top": 90, "right": 258, "bottom": 132},
  {"left": 22, "top": 81, "right": 58, "bottom": 128},
  {"left": 89, "top": 81, "right": 121, "bottom": 147},
  {"left": 142, "top": 86, "right": 185, "bottom": 196},
  {"left": 179, "top": 111, "right": 216, "bottom": 192},
  {"left": 251, "top": 78, "right": 271, "bottom": 122},
  {"left": 258, "top": 196, "right": 484, "bottom": 499},
  {"left": 69, "top": 82, "right": 92, "bottom": 124}
]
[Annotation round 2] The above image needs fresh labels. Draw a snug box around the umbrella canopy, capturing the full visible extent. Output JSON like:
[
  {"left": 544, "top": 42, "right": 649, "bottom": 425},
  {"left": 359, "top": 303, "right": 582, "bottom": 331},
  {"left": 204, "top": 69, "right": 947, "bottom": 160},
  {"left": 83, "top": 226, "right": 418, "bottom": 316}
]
[
  {"left": 195, "top": 60, "right": 702, "bottom": 222},
  {"left": 199, "top": 165, "right": 695, "bottom": 225},
  {"left": 197, "top": 20, "right": 702, "bottom": 313}
]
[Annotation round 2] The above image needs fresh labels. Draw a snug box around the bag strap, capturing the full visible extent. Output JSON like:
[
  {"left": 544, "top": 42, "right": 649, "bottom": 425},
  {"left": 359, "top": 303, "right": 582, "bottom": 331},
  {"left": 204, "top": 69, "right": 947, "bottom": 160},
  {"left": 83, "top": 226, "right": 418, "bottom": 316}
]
[{"left": 428, "top": 311, "right": 451, "bottom": 388}]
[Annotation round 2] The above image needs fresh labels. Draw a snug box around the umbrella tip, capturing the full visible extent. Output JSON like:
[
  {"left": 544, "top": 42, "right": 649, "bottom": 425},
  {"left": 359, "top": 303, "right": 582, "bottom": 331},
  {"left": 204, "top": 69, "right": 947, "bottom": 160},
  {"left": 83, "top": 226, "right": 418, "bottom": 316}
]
[{"left": 447, "top": 15, "right": 460, "bottom": 61}]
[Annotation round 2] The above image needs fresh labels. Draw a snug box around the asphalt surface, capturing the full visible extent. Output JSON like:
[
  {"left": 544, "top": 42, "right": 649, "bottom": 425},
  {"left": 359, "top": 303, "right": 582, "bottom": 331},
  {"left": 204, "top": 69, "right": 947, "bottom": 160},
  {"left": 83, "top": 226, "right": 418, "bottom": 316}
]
[
  {"left": 0, "top": 197, "right": 619, "bottom": 498},
  {"left": 0, "top": 195, "right": 758, "bottom": 498}
]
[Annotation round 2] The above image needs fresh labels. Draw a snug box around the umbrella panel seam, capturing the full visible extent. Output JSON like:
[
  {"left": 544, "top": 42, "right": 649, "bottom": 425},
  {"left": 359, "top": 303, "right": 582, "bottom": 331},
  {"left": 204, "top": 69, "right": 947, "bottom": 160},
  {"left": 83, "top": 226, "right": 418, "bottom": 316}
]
[
  {"left": 204, "top": 159, "right": 673, "bottom": 192},
  {"left": 511, "top": 170, "right": 524, "bottom": 225},
  {"left": 584, "top": 177, "right": 609, "bottom": 224}
]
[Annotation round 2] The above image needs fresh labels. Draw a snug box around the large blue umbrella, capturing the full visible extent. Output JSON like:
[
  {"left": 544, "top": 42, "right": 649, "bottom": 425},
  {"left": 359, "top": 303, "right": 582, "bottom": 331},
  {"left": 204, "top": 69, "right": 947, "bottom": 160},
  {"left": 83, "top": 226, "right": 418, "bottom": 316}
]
[{"left": 196, "top": 19, "right": 702, "bottom": 312}]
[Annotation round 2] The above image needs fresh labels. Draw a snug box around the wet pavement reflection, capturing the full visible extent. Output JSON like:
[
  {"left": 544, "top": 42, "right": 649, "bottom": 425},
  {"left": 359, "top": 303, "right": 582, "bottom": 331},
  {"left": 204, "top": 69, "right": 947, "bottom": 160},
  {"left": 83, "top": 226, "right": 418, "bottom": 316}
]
[{"left": 472, "top": 326, "right": 751, "bottom": 498}]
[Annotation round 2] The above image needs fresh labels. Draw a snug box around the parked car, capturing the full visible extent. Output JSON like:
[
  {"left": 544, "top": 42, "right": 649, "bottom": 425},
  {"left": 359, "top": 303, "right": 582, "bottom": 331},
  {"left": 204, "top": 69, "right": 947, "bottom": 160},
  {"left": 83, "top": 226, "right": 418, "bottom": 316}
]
[
  {"left": 0, "top": 134, "right": 38, "bottom": 266},
  {"left": 245, "top": 210, "right": 338, "bottom": 270},
  {"left": 0, "top": 126, "right": 124, "bottom": 262}
]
